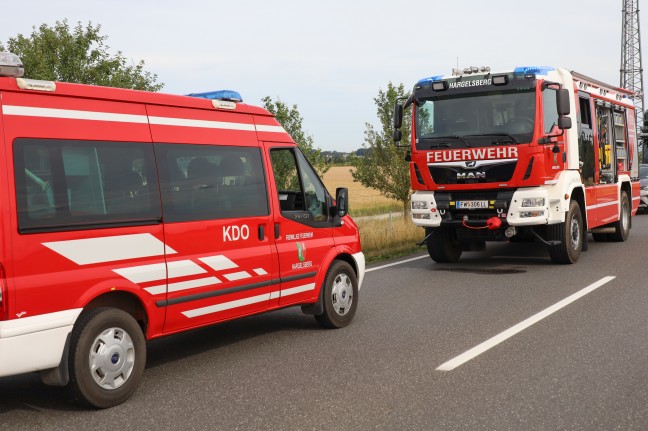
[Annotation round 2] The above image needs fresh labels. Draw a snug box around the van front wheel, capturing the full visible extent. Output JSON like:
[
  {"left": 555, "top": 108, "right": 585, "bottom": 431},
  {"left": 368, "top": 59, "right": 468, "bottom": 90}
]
[
  {"left": 69, "top": 308, "right": 146, "bottom": 408},
  {"left": 314, "top": 261, "right": 358, "bottom": 329}
]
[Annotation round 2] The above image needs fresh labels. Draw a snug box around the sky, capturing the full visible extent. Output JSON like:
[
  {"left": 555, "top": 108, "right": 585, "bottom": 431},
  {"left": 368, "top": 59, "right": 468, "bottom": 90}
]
[{"left": 2, "top": 0, "right": 645, "bottom": 152}]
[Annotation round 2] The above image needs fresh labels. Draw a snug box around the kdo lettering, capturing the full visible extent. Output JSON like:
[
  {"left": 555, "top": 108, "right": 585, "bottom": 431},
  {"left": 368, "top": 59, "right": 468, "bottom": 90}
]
[{"left": 223, "top": 224, "right": 249, "bottom": 241}]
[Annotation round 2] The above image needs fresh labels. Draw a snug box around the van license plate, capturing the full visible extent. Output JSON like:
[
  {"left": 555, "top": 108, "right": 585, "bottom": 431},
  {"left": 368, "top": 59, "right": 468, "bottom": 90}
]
[{"left": 456, "top": 200, "right": 488, "bottom": 209}]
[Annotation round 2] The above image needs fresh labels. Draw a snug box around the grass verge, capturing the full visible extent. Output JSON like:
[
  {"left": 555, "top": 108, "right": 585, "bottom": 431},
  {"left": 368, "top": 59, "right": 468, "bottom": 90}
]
[{"left": 355, "top": 214, "right": 426, "bottom": 263}]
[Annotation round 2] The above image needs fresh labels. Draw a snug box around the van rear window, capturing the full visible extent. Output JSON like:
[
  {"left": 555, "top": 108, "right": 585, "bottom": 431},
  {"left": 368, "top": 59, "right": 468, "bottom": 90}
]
[{"left": 14, "top": 139, "right": 161, "bottom": 233}]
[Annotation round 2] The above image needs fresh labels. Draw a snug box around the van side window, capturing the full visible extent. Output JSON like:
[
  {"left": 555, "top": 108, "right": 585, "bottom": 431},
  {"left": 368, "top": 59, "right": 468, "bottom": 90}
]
[
  {"left": 14, "top": 139, "right": 160, "bottom": 233},
  {"left": 270, "top": 147, "right": 330, "bottom": 226},
  {"left": 156, "top": 144, "right": 269, "bottom": 222}
]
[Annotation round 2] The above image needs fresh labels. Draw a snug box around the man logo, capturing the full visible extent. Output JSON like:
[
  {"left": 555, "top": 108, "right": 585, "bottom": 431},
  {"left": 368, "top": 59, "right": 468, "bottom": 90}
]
[{"left": 465, "top": 160, "right": 477, "bottom": 168}]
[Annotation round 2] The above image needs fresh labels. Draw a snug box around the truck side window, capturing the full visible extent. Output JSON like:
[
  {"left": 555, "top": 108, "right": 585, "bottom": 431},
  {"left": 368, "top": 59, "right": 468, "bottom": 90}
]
[
  {"left": 14, "top": 139, "right": 160, "bottom": 233},
  {"left": 156, "top": 144, "right": 269, "bottom": 222},
  {"left": 542, "top": 88, "right": 559, "bottom": 134},
  {"left": 270, "top": 148, "right": 330, "bottom": 226}
]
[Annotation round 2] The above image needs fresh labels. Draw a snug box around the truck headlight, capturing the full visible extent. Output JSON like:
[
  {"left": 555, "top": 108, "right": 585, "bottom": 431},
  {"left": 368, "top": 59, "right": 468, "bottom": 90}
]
[
  {"left": 521, "top": 198, "right": 545, "bottom": 207},
  {"left": 412, "top": 201, "right": 429, "bottom": 210}
]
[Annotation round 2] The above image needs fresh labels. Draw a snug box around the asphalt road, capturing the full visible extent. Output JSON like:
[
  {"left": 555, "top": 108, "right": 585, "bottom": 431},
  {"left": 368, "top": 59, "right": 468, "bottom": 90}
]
[{"left": 2, "top": 215, "right": 648, "bottom": 430}]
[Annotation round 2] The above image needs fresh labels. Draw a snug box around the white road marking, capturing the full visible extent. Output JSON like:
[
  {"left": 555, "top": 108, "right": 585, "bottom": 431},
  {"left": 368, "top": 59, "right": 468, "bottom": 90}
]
[
  {"left": 435, "top": 275, "right": 616, "bottom": 371},
  {"left": 366, "top": 255, "right": 428, "bottom": 272}
]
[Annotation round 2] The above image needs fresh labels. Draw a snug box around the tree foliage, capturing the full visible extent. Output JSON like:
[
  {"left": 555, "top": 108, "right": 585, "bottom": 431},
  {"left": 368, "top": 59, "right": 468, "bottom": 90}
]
[
  {"left": 352, "top": 82, "right": 412, "bottom": 214},
  {"left": 262, "top": 96, "right": 328, "bottom": 177},
  {"left": 1, "top": 20, "right": 163, "bottom": 91}
]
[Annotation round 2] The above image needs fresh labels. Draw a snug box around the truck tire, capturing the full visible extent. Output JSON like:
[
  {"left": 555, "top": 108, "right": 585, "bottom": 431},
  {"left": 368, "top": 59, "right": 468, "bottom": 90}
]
[
  {"left": 548, "top": 199, "right": 583, "bottom": 264},
  {"left": 426, "top": 227, "right": 462, "bottom": 263},
  {"left": 69, "top": 308, "right": 146, "bottom": 408},
  {"left": 314, "top": 261, "right": 358, "bottom": 329},
  {"left": 610, "top": 191, "right": 630, "bottom": 242}
]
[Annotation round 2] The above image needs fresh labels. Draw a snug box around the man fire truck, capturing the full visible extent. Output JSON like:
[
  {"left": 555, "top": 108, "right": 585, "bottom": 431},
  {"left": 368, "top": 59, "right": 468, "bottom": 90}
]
[{"left": 393, "top": 66, "right": 640, "bottom": 264}]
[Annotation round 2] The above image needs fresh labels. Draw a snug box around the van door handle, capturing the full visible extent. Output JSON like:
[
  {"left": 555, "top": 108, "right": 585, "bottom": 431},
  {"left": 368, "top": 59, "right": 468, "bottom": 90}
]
[
  {"left": 258, "top": 225, "right": 265, "bottom": 241},
  {"left": 274, "top": 223, "right": 280, "bottom": 239}
]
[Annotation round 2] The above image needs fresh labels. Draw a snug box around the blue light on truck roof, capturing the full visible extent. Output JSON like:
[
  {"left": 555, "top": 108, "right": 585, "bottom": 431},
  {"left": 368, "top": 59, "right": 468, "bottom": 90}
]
[
  {"left": 187, "top": 90, "right": 243, "bottom": 103},
  {"left": 417, "top": 75, "right": 444, "bottom": 85},
  {"left": 513, "top": 66, "right": 555, "bottom": 76}
]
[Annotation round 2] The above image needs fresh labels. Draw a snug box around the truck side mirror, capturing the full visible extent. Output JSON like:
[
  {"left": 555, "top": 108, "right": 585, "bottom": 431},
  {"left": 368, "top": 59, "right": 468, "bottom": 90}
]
[
  {"left": 558, "top": 116, "right": 572, "bottom": 130},
  {"left": 393, "top": 103, "right": 403, "bottom": 130},
  {"left": 335, "top": 187, "right": 348, "bottom": 217},
  {"left": 556, "top": 88, "right": 570, "bottom": 116},
  {"left": 393, "top": 129, "right": 403, "bottom": 142}
]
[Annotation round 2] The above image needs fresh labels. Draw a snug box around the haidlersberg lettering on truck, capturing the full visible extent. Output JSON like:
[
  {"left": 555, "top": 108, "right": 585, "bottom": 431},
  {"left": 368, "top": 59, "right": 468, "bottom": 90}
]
[{"left": 0, "top": 52, "right": 365, "bottom": 408}]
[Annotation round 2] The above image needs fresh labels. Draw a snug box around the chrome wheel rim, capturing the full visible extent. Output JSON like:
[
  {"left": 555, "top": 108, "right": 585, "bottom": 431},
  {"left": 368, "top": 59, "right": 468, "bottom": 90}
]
[
  {"left": 331, "top": 273, "right": 353, "bottom": 316},
  {"left": 89, "top": 327, "right": 135, "bottom": 390},
  {"left": 621, "top": 200, "right": 629, "bottom": 232}
]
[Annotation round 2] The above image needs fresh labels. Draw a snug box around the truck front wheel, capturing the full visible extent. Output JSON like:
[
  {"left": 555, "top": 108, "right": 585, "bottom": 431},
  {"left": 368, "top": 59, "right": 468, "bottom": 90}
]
[
  {"left": 426, "top": 227, "right": 462, "bottom": 263},
  {"left": 548, "top": 200, "right": 583, "bottom": 264}
]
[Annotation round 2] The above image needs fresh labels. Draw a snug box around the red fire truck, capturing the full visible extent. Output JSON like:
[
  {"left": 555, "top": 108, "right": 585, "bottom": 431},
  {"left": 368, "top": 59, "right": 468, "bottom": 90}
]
[
  {"left": 0, "top": 52, "right": 365, "bottom": 407},
  {"left": 394, "top": 66, "right": 640, "bottom": 264}
]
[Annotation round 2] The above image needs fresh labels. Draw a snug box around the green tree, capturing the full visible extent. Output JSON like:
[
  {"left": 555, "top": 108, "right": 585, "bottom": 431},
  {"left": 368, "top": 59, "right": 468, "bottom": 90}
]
[
  {"left": 1, "top": 20, "right": 163, "bottom": 91},
  {"left": 352, "top": 82, "right": 412, "bottom": 215},
  {"left": 261, "top": 96, "right": 329, "bottom": 178}
]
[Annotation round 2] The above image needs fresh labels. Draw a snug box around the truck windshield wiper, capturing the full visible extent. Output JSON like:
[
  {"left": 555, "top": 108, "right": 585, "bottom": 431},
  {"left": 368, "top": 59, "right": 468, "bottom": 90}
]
[
  {"left": 463, "top": 133, "right": 519, "bottom": 144},
  {"left": 423, "top": 135, "right": 472, "bottom": 147}
]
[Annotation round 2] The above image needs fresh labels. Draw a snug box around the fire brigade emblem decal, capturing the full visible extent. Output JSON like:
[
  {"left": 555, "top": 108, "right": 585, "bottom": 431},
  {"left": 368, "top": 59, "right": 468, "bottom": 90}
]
[{"left": 296, "top": 242, "right": 306, "bottom": 262}]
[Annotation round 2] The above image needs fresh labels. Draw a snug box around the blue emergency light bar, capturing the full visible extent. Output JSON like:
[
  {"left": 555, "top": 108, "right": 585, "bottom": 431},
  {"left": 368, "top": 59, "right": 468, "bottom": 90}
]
[
  {"left": 417, "top": 75, "right": 444, "bottom": 85},
  {"left": 513, "top": 66, "right": 555, "bottom": 77},
  {"left": 187, "top": 89, "right": 243, "bottom": 103}
]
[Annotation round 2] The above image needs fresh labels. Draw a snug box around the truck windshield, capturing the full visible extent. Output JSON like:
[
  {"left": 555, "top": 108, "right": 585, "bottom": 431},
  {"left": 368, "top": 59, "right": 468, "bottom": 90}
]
[{"left": 415, "top": 89, "right": 536, "bottom": 149}]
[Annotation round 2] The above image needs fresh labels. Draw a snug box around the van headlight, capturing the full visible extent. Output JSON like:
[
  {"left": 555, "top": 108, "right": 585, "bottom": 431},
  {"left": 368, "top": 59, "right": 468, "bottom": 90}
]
[
  {"left": 412, "top": 201, "right": 429, "bottom": 210},
  {"left": 521, "top": 198, "right": 545, "bottom": 207}
]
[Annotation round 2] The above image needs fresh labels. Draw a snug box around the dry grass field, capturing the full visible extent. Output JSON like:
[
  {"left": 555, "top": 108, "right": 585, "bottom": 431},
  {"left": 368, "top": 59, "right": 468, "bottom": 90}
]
[
  {"left": 321, "top": 166, "right": 401, "bottom": 214},
  {"left": 321, "top": 166, "right": 424, "bottom": 261}
]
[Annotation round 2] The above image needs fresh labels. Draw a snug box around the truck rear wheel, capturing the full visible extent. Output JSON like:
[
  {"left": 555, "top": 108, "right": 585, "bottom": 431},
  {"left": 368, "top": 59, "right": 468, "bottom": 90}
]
[
  {"left": 548, "top": 200, "right": 583, "bottom": 264},
  {"left": 426, "top": 227, "right": 462, "bottom": 263},
  {"left": 69, "top": 308, "right": 146, "bottom": 408}
]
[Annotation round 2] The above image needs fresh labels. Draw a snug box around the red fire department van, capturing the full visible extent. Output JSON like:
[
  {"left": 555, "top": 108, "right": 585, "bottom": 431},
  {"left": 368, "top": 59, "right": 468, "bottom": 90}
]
[
  {"left": 0, "top": 52, "right": 365, "bottom": 408},
  {"left": 394, "top": 66, "right": 640, "bottom": 264}
]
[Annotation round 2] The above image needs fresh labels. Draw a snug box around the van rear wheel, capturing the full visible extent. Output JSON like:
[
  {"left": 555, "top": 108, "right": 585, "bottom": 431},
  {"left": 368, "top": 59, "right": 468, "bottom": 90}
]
[
  {"left": 69, "top": 308, "right": 146, "bottom": 408},
  {"left": 314, "top": 261, "right": 358, "bottom": 329}
]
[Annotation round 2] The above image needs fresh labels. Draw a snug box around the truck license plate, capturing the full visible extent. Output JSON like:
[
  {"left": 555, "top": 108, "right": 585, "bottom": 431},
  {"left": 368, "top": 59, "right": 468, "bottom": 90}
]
[{"left": 456, "top": 200, "right": 488, "bottom": 209}]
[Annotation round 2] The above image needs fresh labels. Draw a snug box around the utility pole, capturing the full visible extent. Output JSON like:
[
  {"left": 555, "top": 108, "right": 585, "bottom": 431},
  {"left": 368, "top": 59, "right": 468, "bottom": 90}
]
[{"left": 620, "top": 0, "right": 646, "bottom": 160}]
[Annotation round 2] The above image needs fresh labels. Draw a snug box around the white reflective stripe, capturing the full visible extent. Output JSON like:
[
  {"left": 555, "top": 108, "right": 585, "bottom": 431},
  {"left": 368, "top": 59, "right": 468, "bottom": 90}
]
[
  {"left": 281, "top": 283, "right": 316, "bottom": 297},
  {"left": 199, "top": 255, "right": 238, "bottom": 271},
  {"left": 167, "top": 276, "right": 221, "bottom": 293},
  {"left": 0, "top": 308, "right": 82, "bottom": 338},
  {"left": 148, "top": 115, "right": 255, "bottom": 131},
  {"left": 253, "top": 268, "right": 268, "bottom": 275},
  {"left": 269, "top": 291, "right": 280, "bottom": 300},
  {"left": 168, "top": 260, "right": 207, "bottom": 278},
  {"left": 43, "top": 234, "right": 175, "bottom": 265},
  {"left": 586, "top": 200, "right": 619, "bottom": 211},
  {"left": 223, "top": 271, "right": 252, "bottom": 281},
  {"left": 182, "top": 293, "right": 269, "bottom": 318},
  {"left": 3, "top": 105, "right": 263, "bottom": 132},
  {"left": 145, "top": 276, "right": 221, "bottom": 295},
  {"left": 3, "top": 105, "right": 148, "bottom": 123},
  {"left": 144, "top": 284, "right": 167, "bottom": 295},
  {"left": 114, "top": 263, "right": 166, "bottom": 283},
  {"left": 255, "top": 124, "right": 286, "bottom": 133}
]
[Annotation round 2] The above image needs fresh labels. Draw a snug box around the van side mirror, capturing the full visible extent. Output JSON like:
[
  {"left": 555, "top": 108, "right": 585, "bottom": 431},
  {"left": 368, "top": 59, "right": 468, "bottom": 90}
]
[
  {"left": 556, "top": 88, "right": 570, "bottom": 116},
  {"left": 335, "top": 187, "right": 348, "bottom": 217}
]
